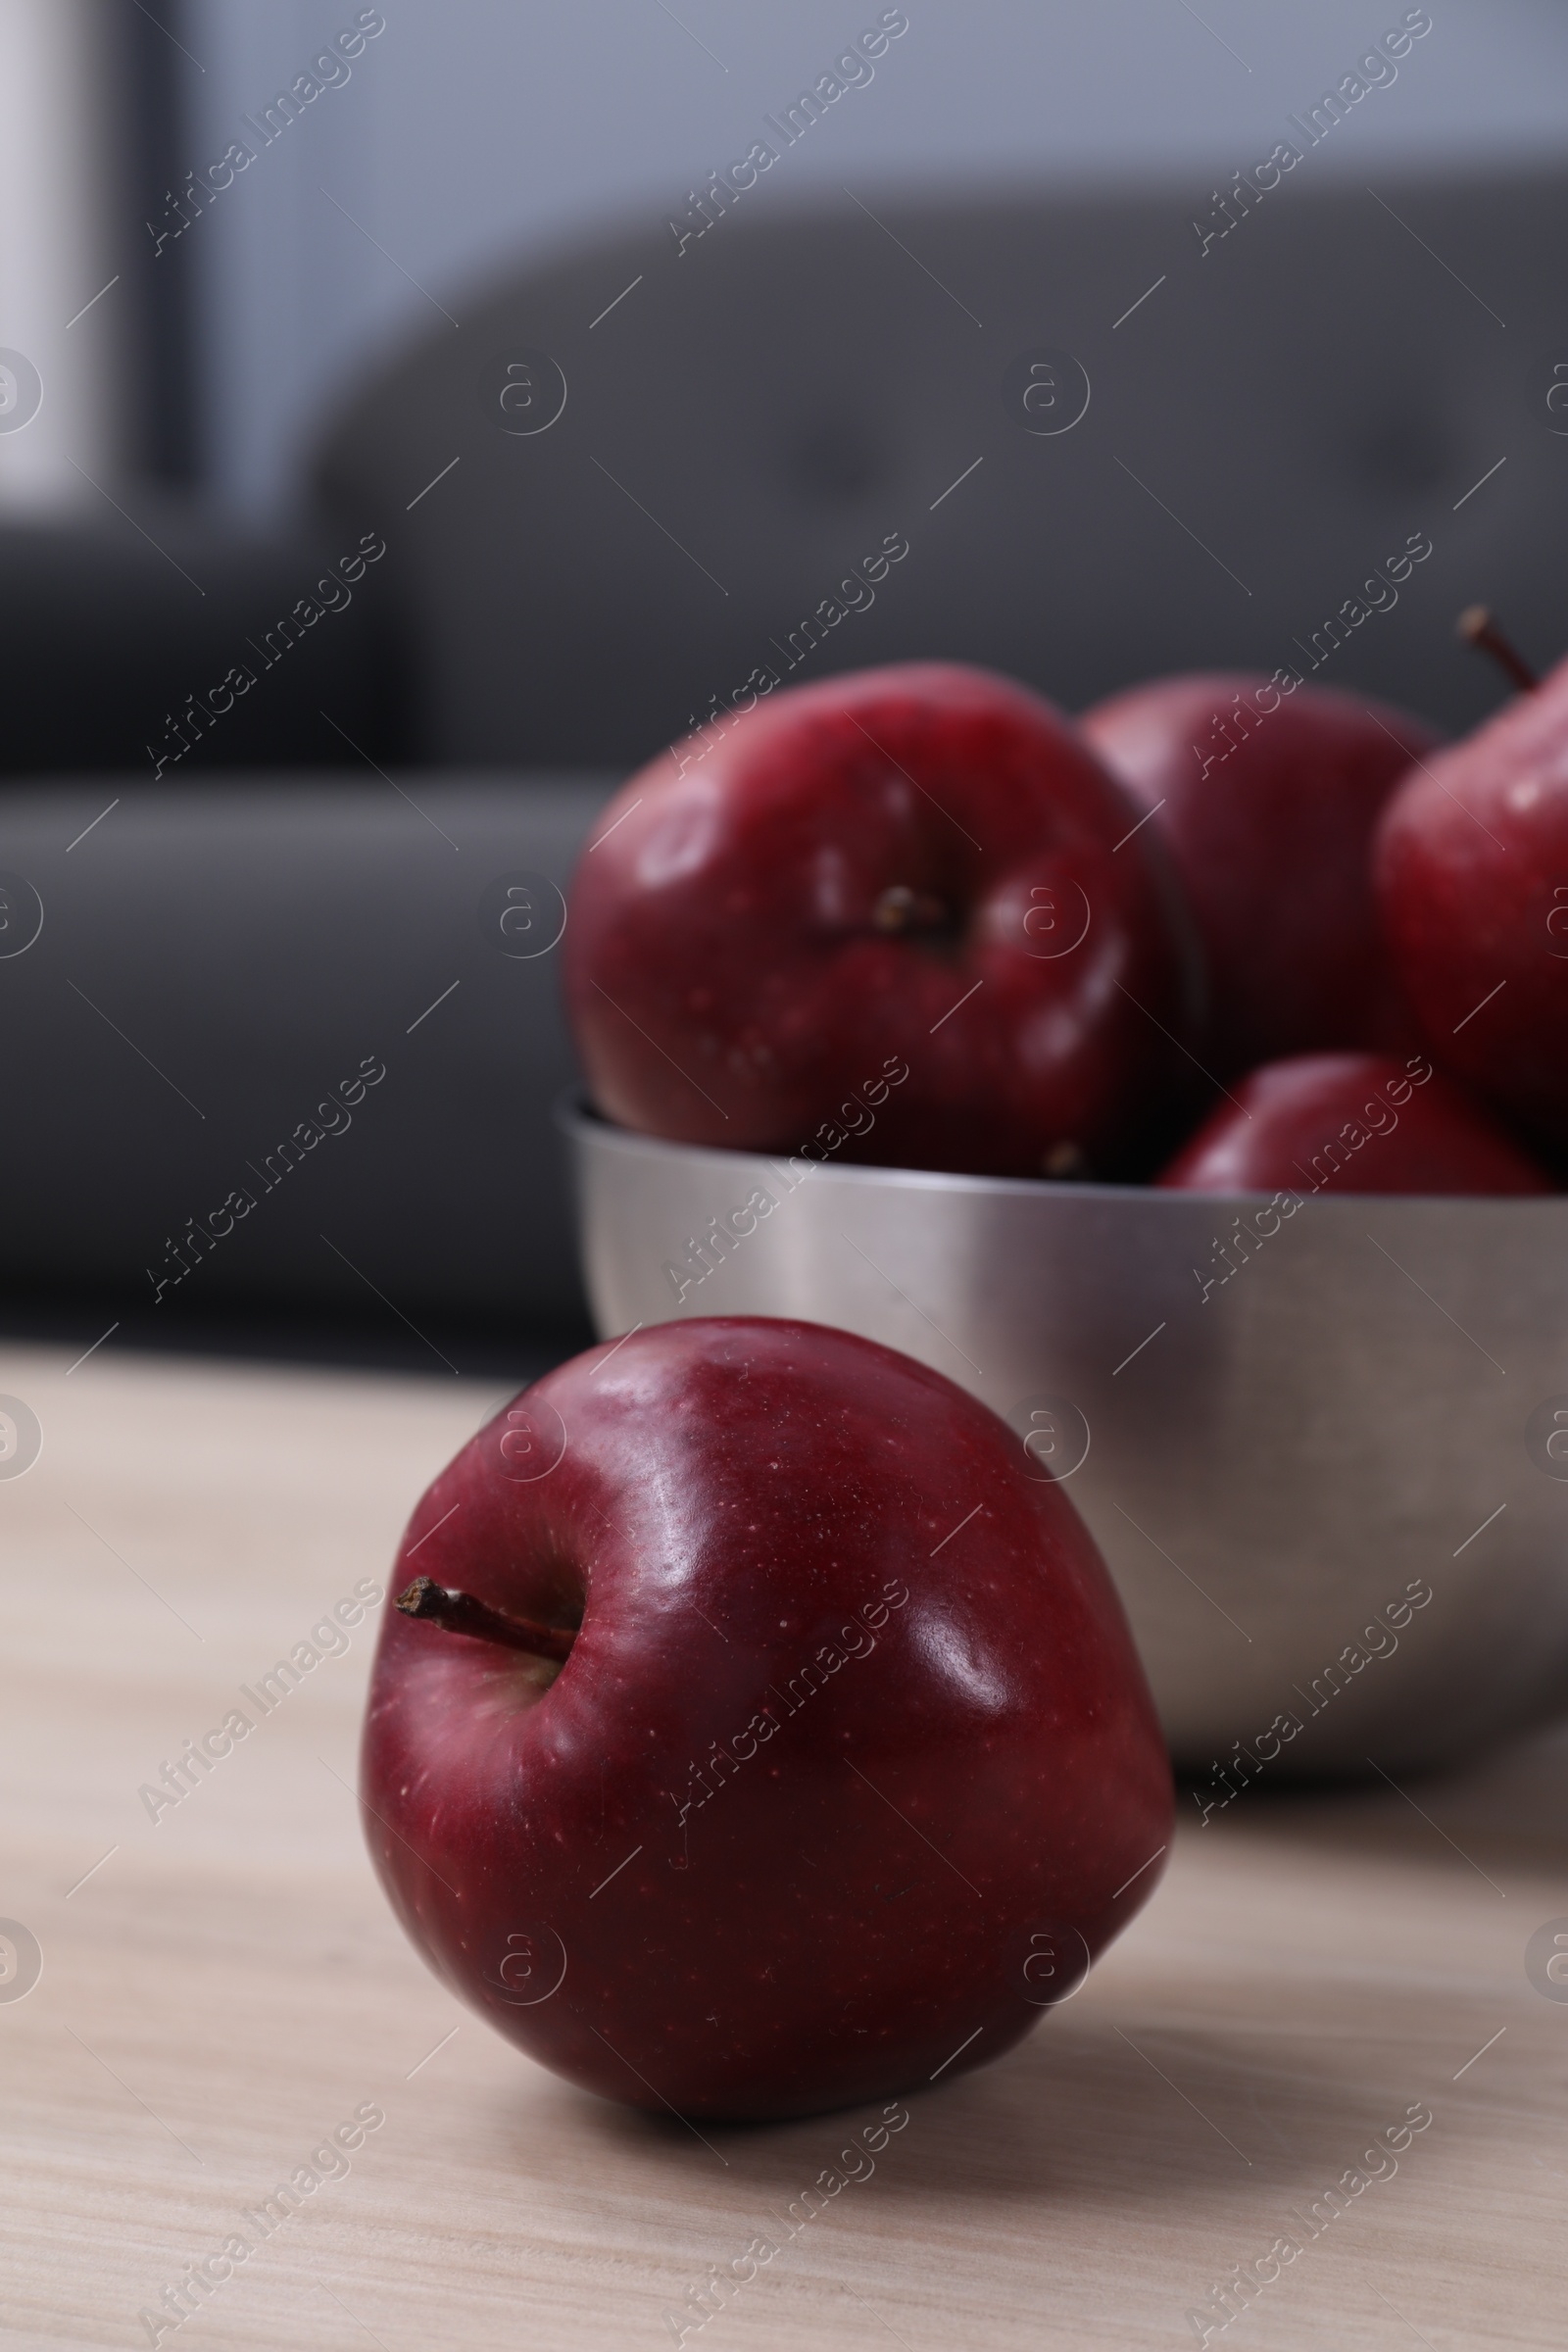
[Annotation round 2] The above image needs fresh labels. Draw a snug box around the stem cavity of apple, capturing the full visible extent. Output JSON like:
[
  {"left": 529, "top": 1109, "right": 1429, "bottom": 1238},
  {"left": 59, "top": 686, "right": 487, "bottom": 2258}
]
[
  {"left": 1457, "top": 605, "right": 1538, "bottom": 695},
  {"left": 873, "top": 883, "right": 952, "bottom": 937},
  {"left": 395, "top": 1576, "right": 576, "bottom": 1663}
]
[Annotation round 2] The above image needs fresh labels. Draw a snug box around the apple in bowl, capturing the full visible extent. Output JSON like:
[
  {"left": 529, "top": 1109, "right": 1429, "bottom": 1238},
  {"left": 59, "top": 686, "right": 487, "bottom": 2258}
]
[
  {"left": 362, "top": 1318, "right": 1172, "bottom": 2121},
  {"left": 1155, "top": 1050, "right": 1554, "bottom": 1197},
  {"left": 1376, "top": 647, "right": 1568, "bottom": 1160},
  {"left": 564, "top": 662, "right": 1200, "bottom": 1181},
  {"left": 1082, "top": 671, "right": 1441, "bottom": 1078}
]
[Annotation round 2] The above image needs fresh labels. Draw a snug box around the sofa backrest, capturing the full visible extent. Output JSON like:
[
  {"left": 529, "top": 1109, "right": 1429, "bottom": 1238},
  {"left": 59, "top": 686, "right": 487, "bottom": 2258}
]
[{"left": 312, "top": 169, "right": 1568, "bottom": 766}]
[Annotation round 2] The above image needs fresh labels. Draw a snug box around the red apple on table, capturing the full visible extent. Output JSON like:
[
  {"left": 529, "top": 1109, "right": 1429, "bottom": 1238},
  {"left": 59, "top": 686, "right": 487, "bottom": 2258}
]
[
  {"left": 1082, "top": 673, "right": 1441, "bottom": 1077},
  {"left": 564, "top": 662, "right": 1200, "bottom": 1180},
  {"left": 1155, "top": 1051, "right": 1553, "bottom": 1196},
  {"left": 361, "top": 1317, "right": 1172, "bottom": 2121},
  {"left": 1376, "top": 649, "right": 1568, "bottom": 1155}
]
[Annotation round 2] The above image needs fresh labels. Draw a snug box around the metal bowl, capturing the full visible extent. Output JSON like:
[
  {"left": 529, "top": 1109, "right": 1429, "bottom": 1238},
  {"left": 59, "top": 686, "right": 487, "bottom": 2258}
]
[{"left": 562, "top": 1097, "right": 1568, "bottom": 1782}]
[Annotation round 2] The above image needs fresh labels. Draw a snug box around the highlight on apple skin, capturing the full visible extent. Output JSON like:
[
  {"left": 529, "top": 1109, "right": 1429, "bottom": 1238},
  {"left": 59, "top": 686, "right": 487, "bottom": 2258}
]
[{"left": 361, "top": 1317, "right": 1173, "bottom": 2122}]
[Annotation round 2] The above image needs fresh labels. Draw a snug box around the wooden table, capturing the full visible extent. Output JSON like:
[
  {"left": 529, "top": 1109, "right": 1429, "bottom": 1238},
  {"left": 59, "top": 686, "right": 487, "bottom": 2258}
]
[{"left": 4, "top": 1342, "right": 1565, "bottom": 2352}]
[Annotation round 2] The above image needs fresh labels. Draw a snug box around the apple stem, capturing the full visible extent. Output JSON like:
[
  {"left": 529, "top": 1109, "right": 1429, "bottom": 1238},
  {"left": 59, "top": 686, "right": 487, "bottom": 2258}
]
[
  {"left": 874, "top": 884, "right": 950, "bottom": 935},
  {"left": 394, "top": 1575, "right": 576, "bottom": 1662},
  {"left": 1457, "top": 605, "right": 1538, "bottom": 694}
]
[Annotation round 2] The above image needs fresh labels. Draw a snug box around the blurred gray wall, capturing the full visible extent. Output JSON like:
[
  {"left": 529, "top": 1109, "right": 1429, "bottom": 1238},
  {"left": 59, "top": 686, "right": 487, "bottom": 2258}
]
[{"left": 184, "top": 0, "right": 1568, "bottom": 514}]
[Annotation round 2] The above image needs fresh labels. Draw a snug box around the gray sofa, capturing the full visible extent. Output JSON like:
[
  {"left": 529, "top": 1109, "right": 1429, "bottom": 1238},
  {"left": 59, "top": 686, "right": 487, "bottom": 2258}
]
[
  {"left": 1, "top": 780, "right": 612, "bottom": 1351},
  {"left": 3, "top": 168, "right": 1563, "bottom": 1355},
  {"left": 312, "top": 167, "right": 1568, "bottom": 761}
]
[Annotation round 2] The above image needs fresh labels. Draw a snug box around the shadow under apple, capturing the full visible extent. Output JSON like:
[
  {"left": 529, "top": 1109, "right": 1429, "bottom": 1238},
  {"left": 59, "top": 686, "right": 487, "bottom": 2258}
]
[{"left": 496, "top": 1984, "right": 1430, "bottom": 2224}]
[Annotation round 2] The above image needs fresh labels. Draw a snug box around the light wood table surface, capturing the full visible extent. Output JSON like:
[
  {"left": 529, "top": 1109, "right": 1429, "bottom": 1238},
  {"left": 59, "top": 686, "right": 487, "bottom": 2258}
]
[{"left": 3, "top": 1341, "right": 1566, "bottom": 2352}]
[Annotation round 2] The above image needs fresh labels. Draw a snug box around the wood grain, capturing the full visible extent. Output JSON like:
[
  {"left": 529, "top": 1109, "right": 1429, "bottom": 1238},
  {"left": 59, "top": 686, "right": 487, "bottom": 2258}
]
[{"left": 3, "top": 1341, "right": 1565, "bottom": 2352}]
